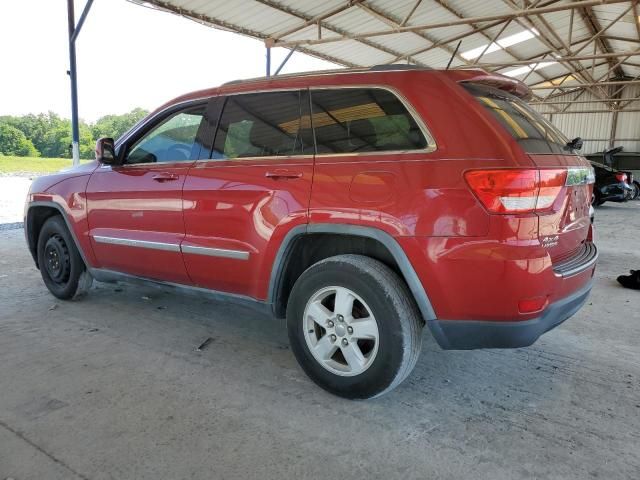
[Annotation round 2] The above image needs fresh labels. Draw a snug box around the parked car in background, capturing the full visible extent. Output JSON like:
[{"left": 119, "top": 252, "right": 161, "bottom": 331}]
[
  {"left": 586, "top": 147, "right": 640, "bottom": 201},
  {"left": 589, "top": 160, "right": 634, "bottom": 206},
  {"left": 24, "top": 67, "right": 597, "bottom": 398}
]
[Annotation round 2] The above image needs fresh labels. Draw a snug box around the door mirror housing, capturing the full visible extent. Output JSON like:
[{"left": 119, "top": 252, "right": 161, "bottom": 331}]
[{"left": 95, "top": 137, "right": 119, "bottom": 165}]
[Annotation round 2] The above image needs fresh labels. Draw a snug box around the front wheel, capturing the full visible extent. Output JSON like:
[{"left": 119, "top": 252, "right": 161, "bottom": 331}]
[
  {"left": 37, "top": 215, "right": 90, "bottom": 300},
  {"left": 287, "top": 254, "right": 423, "bottom": 399}
]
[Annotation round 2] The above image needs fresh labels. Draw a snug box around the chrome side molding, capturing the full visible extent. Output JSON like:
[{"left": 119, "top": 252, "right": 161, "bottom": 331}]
[
  {"left": 181, "top": 244, "right": 250, "bottom": 260},
  {"left": 93, "top": 235, "right": 181, "bottom": 252},
  {"left": 92, "top": 234, "right": 250, "bottom": 260}
]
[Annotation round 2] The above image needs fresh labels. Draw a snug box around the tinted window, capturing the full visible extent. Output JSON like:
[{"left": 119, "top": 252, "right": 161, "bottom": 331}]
[
  {"left": 126, "top": 105, "right": 206, "bottom": 164},
  {"left": 310, "top": 88, "right": 428, "bottom": 154},
  {"left": 463, "top": 83, "right": 570, "bottom": 154},
  {"left": 212, "top": 91, "right": 310, "bottom": 159}
]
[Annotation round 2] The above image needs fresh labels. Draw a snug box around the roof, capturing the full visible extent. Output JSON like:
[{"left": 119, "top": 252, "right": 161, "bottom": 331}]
[
  {"left": 157, "top": 67, "right": 532, "bottom": 113},
  {"left": 129, "top": 0, "right": 640, "bottom": 110}
]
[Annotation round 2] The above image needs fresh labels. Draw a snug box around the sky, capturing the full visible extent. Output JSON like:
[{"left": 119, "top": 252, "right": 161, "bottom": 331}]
[{"left": 0, "top": 0, "right": 337, "bottom": 122}]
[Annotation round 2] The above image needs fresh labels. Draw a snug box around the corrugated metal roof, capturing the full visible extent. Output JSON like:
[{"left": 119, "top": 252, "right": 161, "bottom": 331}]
[{"left": 130, "top": 0, "right": 640, "bottom": 108}]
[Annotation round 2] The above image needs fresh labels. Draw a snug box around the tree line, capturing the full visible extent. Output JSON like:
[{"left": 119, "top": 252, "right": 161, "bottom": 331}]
[{"left": 0, "top": 108, "right": 148, "bottom": 159}]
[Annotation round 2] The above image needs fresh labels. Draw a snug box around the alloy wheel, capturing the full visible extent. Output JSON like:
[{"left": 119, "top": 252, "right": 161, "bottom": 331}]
[{"left": 303, "top": 286, "right": 379, "bottom": 377}]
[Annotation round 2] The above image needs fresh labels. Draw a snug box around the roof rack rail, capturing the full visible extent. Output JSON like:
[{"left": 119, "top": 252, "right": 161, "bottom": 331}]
[
  {"left": 220, "top": 64, "right": 433, "bottom": 87},
  {"left": 368, "top": 64, "right": 432, "bottom": 71}
]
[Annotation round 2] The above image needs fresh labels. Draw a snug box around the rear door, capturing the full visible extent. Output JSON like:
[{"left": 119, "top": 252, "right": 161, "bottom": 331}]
[
  {"left": 181, "top": 90, "right": 314, "bottom": 298},
  {"left": 86, "top": 103, "right": 209, "bottom": 283},
  {"left": 463, "top": 84, "right": 593, "bottom": 262}
]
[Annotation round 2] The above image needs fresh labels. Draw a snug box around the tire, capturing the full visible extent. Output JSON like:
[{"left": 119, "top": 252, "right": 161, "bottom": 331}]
[
  {"left": 286, "top": 254, "right": 423, "bottom": 399},
  {"left": 37, "top": 215, "right": 90, "bottom": 300},
  {"left": 592, "top": 191, "right": 605, "bottom": 207},
  {"left": 632, "top": 181, "right": 640, "bottom": 200}
]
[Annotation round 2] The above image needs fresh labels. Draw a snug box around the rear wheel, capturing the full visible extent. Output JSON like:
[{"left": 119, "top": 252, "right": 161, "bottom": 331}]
[
  {"left": 632, "top": 181, "right": 640, "bottom": 200},
  {"left": 37, "top": 216, "right": 90, "bottom": 300},
  {"left": 287, "top": 254, "right": 423, "bottom": 399}
]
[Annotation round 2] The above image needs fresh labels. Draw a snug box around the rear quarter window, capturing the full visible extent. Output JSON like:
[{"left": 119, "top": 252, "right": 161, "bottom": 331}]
[
  {"left": 309, "top": 88, "right": 431, "bottom": 154},
  {"left": 463, "top": 83, "right": 571, "bottom": 155}
]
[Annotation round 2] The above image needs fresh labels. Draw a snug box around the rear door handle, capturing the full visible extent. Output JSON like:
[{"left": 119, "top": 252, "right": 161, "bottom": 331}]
[
  {"left": 265, "top": 170, "right": 303, "bottom": 180},
  {"left": 152, "top": 173, "right": 179, "bottom": 182}
]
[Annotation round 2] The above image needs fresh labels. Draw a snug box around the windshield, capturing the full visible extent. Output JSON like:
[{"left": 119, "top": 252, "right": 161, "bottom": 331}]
[{"left": 463, "top": 83, "right": 570, "bottom": 154}]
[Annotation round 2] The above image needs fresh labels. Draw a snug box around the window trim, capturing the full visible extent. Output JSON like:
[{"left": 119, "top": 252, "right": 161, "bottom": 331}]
[
  {"left": 113, "top": 99, "right": 210, "bottom": 167},
  {"left": 195, "top": 85, "right": 437, "bottom": 164},
  {"left": 309, "top": 85, "right": 437, "bottom": 157},
  {"left": 207, "top": 88, "right": 311, "bottom": 162},
  {"left": 112, "top": 84, "right": 437, "bottom": 168}
]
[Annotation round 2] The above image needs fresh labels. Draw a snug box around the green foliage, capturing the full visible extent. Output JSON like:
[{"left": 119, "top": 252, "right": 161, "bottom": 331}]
[
  {"left": 0, "top": 108, "right": 149, "bottom": 160},
  {"left": 0, "top": 122, "right": 39, "bottom": 156},
  {"left": 0, "top": 156, "right": 90, "bottom": 174},
  {"left": 92, "top": 107, "right": 148, "bottom": 141}
]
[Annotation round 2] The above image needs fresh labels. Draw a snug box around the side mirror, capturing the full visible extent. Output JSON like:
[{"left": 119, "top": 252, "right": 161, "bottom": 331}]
[
  {"left": 566, "top": 137, "right": 583, "bottom": 151},
  {"left": 95, "top": 137, "right": 118, "bottom": 164}
]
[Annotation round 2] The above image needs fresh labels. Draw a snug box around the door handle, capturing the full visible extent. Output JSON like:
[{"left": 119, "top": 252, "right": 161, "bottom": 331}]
[
  {"left": 152, "top": 173, "right": 179, "bottom": 182},
  {"left": 265, "top": 170, "right": 303, "bottom": 180}
]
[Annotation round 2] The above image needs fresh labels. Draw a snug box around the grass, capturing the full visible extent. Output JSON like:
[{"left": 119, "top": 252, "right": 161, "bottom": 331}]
[{"left": 0, "top": 156, "right": 90, "bottom": 174}]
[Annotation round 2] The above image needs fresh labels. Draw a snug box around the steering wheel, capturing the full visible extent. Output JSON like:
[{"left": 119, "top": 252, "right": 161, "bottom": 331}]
[{"left": 166, "top": 144, "right": 191, "bottom": 161}]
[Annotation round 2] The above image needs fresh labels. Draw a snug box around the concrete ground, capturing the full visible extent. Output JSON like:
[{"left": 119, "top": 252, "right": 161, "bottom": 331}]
[{"left": 0, "top": 203, "right": 639, "bottom": 480}]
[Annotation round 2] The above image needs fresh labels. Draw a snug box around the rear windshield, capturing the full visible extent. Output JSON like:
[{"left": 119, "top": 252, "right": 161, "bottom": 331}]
[{"left": 463, "top": 83, "right": 570, "bottom": 154}]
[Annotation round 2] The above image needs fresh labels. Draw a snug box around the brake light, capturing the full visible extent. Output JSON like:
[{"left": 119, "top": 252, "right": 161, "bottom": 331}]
[
  {"left": 465, "top": 169, "right": 567, "bottom": 214},
  {"left": 615, "top": 172, "right": 627, "bottom": 183}
]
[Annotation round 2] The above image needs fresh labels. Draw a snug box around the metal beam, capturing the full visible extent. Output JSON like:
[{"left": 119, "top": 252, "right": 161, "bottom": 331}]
[
  {"left": 67, "top": 0, "right": 95, "bottom": 166},
  {"left": 256, "top": 0, "right": 426, "bottom": 67},
  {"left": 71, "top": 0, "right": 95, "bottom": 43},
  {"left": 273, "top": 0, "right": 629, "bottom": 48},
  {"left": 266, "top": 45, "right": 271, "bottom": 77},
  {"left": 273, "top": 46, "right": 298, "bottom": 76},
  {"left": 544, "top": 109, "right": 640, "bottom": 114},
  {"left": 633, "top": 1, "right": 640, "bottom": 43},
  {"left": 354, "top": 2, "right": 484, "bottom": 72},
  {"left": 579, "top": 6, "right": 625, "bottom": 77},
  {"left": 530, "top": 80, "right": 640, "bottom": 90},
  {"left": 464, "top": 50, "right": 640, "bottom": 69}
]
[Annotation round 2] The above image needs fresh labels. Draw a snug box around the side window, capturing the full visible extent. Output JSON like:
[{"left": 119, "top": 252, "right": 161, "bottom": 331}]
[
  {"left": 126, "top": 105, "right": 206, "bottom": 164},
  {"left": 310, "top": 88, "right": 429, "bottom": 154},
  {"left": 212, "top": 91, "right": 310, "bottom": 159}
]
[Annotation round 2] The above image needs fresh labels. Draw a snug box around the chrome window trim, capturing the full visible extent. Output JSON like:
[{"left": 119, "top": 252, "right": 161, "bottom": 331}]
[
  {"left": 92, "top": 235, "right": 181, "bottom": 252},
  {"left": 181, "top": 244, "right": 250, "bottom": 260},
  {"left": 308, "top": 85, "right": 437, "bottom": 155},
  {"left": 117, "top": 85, "right": 437, "bottom": 165},
  {"left": 195, "top": 85, "right": 436, "bottom": 164},
  {"left": 114, "top": 99, "right": 211, "bottom": 167}
]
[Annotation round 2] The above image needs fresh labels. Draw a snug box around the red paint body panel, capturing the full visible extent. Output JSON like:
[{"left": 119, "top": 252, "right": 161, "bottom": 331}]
[
  {"left": 85, "top": 163, "right": 193, "bottom": 283},
  {"left": 182, "top": 157, "right": 313, "bottom": 297},
  {"left": 25, "top": 69, "right": 596, "bottom": 342}
]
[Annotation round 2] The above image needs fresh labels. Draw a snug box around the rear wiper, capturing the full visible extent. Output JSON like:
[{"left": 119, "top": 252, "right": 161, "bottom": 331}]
[{"left": 565, "top": 137, "right": 583, "bottom": 151}]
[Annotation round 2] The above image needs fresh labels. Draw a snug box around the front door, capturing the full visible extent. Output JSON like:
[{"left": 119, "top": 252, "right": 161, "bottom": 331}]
[
  {"left": 86, "top": 103, "right": 209, "bottom": 283},
  {"left": 182, "top": 90, "right": 314, "bottom": 298}
]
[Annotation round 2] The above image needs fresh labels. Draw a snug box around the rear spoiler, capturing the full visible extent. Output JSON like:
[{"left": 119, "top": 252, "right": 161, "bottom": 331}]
[{"left": 443, "top": 69, "right": 532, "bottom": 99}]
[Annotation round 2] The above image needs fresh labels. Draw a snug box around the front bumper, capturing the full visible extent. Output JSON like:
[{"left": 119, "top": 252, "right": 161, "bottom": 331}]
[{"left": 427, "top": 279, "right": 593, "bottom": 350}]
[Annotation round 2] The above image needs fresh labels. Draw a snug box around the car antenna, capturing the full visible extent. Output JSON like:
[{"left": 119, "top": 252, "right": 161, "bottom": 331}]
[{"left": 446, "top": 41, "right": 462, "bottom": 70}]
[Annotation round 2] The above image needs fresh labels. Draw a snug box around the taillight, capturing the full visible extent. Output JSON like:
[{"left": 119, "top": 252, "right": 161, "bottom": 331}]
[
  {"left": 465, "top": 169, "right": 567, "bottom": 214},
  {"left": 615, "top": 172, "right": 627, "bottom": 183}
]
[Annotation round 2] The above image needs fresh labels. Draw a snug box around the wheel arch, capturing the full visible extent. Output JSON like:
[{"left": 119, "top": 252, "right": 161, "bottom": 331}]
[
  {"left": 26, "top": 201, "right": 89, "bottom": 269},
  {"left": 268, "top": 224, "right": 437, "bottom": 324}
]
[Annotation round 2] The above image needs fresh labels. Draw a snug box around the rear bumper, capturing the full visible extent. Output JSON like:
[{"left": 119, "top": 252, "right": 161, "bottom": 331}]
[{"left": 427, "top": 279, "right": 593, "bottom": 350}]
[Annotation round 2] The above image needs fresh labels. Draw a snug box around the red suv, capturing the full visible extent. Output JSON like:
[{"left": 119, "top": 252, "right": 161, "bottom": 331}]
[{"left": 25, "top": 67, "right": 597, "bottom": 398}]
